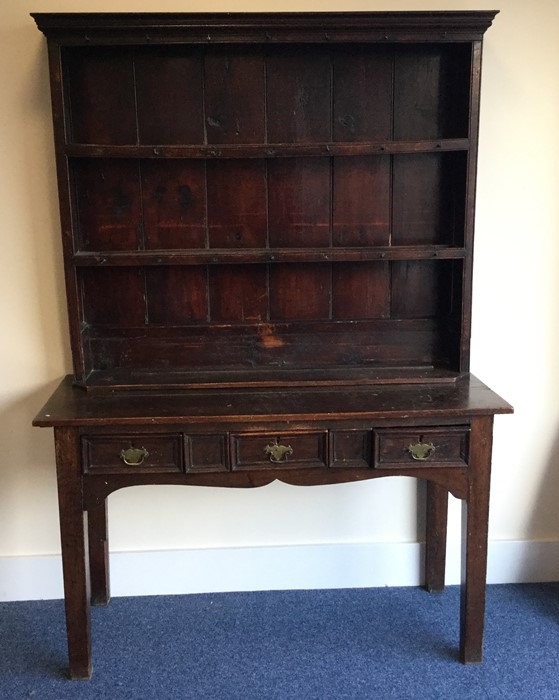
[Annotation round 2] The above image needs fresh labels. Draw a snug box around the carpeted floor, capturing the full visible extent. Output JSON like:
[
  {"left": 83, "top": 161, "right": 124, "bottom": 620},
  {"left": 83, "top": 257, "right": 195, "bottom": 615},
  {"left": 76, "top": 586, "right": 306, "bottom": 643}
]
[{"left": 1, "top": 583, "right": 558, "bottom": 699}]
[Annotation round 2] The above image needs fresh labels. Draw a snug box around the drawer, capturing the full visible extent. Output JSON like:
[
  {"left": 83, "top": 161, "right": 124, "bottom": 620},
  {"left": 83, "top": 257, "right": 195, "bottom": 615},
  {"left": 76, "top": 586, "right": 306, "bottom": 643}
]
[
  {"left": 373, "top": 427, "right": 469, "bottom": 469},
  {"left": 82, "top": 434, "right": 184, "bottom": 474},
  {"left": 230, "top": 431, "right": 327, "bottom": 471}
]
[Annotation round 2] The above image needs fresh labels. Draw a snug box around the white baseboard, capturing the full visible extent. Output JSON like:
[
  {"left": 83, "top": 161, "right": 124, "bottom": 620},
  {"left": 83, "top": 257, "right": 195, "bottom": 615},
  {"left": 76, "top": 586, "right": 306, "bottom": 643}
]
[{"left": 1, "top": 539, "right": 559, "bottom": 602}]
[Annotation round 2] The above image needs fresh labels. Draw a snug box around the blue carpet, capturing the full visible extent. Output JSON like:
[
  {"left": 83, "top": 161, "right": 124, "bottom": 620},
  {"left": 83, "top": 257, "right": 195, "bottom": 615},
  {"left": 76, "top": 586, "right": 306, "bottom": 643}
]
[{"left": 1, "top": 584, "right": 559, "bottom": 699}]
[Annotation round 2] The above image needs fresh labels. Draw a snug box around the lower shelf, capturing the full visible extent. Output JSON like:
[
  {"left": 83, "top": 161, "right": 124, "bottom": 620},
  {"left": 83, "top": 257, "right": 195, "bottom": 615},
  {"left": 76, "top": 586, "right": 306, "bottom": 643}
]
[{"left": 76, "top": 366, "right": 462, "bottom": 391}]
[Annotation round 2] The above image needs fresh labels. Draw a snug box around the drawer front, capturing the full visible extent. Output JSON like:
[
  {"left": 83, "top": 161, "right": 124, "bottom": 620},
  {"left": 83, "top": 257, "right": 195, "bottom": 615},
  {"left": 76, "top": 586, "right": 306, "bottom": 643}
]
[
  {"left": 82, "top": 434, "right": 184, "bottom": 474},
  {"left": 231, "top": 431, "right": 327, "bottom": 471},
  {"left": 374, "top": 427, "right": 469, "bottom": 469}
]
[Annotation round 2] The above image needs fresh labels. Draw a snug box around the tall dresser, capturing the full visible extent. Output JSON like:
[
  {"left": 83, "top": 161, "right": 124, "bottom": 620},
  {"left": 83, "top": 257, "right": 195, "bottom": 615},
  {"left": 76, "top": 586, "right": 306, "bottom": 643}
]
[{"left": 32, "top": 11, "right": 511, "bottom": 679}]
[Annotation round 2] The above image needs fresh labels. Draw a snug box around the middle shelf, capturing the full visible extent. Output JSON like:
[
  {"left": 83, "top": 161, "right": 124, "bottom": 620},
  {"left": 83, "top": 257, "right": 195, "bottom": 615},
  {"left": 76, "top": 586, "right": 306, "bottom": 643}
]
[{"left": 73, "top": 245, "right": 467, "bottom": 266}]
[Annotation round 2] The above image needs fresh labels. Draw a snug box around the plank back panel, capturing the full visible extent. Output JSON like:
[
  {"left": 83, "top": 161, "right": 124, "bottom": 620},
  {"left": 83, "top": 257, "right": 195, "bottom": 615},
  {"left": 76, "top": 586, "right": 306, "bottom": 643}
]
[
  {"left": 204, "top": 48, "right": 266, "bottom": 144},
  {"left": 269, "top": 264, "right": 331, "bottom": 321},
  {"left": 333, "top": 46, "right": 393, "bottom": 142},
  {"left": 66, "top": 47, "right": 137, "bottom": 145},
  {"left": 73, "top": 159, "right": 141, "bottom": 251},
  {"left": 332, "top": 156, "right": 391, "bottom": 247},
  {"left": 145, "top": 267, "right": 208, "bottom": 324},
  {"left": 392, "top": 153, "right": 466, "bottom": 246},
  {"left": 332, "top": 262, "right": 390, "bottom": 320},
  {"left": 268, "top": 158, "right": 330, "bottom": 247},
  {"left": 87, "top": 319, "right": 450, "bottom": 373},
  {"left": 206, "top": 160, "right": 267, "bottom": 248},
  {"left": 135, "top": 47, "right": 205, "bottom": 145},
  {"left": 142, "top": 160, "right": 207, "bottom": 250},
  {"left": 266, "top": 46, "right": 332, "bottom": 143},
  {"left": 208, "top": 265, "right": 268, "bottom": 323},
  {"left": 391, "top": 260, "right": 459, "bottom": 319},
  {"left": 393, "top": 44, "right": 471, "bottom": 140},
  {"left": 81, "top": 268, "right": 146, "bottom": 327}
]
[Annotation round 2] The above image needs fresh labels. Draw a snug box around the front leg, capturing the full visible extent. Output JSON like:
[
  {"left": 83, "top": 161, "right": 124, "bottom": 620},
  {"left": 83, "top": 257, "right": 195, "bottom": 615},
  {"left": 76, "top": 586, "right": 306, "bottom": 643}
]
[
  {"left": 460, "top": 415, "right": 493, "bottom": 663},
  {"left": 54, "top": 427, "right": 92, "bottom": 680}
]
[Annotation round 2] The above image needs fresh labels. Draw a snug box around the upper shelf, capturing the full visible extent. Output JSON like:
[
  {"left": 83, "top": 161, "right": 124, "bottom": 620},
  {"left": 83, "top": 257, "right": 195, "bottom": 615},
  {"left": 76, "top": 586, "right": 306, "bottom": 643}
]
[{"left": 33, "top": 11, "right": 499, "bottom": 44}]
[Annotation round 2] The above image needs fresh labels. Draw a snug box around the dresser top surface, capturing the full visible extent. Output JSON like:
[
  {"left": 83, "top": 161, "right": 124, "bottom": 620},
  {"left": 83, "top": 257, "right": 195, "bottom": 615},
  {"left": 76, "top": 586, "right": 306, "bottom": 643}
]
[{"left": 33, "top": 374, "right": 512, "bottom": 427}]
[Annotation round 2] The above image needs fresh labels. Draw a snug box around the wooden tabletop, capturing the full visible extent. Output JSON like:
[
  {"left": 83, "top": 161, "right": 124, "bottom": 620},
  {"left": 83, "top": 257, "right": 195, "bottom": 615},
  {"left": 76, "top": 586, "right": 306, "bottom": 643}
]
[{"left": 33, "top": 374, "right": 512, "bottom": 427}]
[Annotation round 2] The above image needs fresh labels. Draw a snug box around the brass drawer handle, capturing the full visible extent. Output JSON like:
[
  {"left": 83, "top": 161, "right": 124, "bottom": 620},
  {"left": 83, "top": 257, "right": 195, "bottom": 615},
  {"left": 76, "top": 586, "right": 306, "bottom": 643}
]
[
  {"left": 264, "top": 442, "right": 293, "bottom": 463},
  {"left": 119, "top": 446, "right": 149, "bottom": 466},
  {"left": 407, "top": 442, "right": 436, "bottom": 461}
]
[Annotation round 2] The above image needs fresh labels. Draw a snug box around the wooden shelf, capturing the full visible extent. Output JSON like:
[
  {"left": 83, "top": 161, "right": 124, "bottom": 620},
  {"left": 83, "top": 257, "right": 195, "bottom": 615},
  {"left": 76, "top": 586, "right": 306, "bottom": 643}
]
[
  {"left": 73, "top": 246, "right": 466, "bottom": 267},
  {"left": 78, "top": 365, "right": 462, "bottom": 391},
  {"left": 65, "top": 139, "right": 469, "bottom": 159}
]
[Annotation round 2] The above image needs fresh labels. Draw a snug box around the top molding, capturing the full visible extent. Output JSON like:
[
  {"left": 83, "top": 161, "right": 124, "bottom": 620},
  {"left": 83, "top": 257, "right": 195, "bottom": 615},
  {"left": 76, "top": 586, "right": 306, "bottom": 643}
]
[{"left": 32, "top": 11, "right": 499, "bottom": 45}]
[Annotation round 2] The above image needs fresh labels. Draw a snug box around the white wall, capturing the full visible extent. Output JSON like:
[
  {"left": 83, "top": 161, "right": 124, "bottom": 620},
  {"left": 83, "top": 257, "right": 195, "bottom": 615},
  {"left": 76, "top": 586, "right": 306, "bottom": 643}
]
[{"left": 1, "top": 0, "right": 558, "bottom": 599}]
